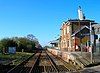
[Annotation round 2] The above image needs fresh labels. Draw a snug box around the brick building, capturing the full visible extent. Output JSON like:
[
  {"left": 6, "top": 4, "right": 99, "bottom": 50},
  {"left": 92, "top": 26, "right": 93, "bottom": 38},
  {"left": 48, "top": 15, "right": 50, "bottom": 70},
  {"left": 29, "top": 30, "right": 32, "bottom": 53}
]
[
  {"left": 60, "top": 19, "right": 96, "bottom": 52},
  {"left": 60, "top": 6, "right": 97, "bottom": 52}
]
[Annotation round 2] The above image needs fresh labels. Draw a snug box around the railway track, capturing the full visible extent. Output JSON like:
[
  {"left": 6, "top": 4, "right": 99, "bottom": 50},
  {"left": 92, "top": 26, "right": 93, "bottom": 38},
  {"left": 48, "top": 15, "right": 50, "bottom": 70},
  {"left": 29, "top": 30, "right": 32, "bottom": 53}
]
[
  {"left": 30, "top": 50, "right": 58, "bottom": 73},
  {"left": 0, "top": 54, "right": 35, "bottom": 73},
  {"left": 47, "top": 51, "right": 70, "bottom": 72},
  {"left": 7, "top": 51, "right": 41, "bottom": 73},
  {"left": 30, "top": 50, "right": 78, "bottom": 73},
  {"left": 46, "top": 51, "right": 80, "bottom": 73},
  {"left": 6, "top": 50, "right": 80, "bottom": 73}
]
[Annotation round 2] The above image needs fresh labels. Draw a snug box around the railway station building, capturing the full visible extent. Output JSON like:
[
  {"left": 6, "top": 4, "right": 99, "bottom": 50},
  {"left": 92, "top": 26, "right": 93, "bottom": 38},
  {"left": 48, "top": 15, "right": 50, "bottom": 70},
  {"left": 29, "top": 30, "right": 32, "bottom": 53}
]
[
  {"left": 60, "top": 6, "right": 98, "bottom": 52},
  {"left": 50, "top": 6, "right": 100, "bottom": 54},
  {"left": 60, "top": 19, "right": 96, "bottom": 52}
]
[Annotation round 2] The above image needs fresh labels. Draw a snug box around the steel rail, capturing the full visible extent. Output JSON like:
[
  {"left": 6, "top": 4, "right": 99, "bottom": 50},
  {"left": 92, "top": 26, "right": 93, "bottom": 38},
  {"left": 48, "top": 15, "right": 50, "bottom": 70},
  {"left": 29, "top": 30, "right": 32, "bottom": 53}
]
[
  {"left": 7, "top": 52, "right": 36, "bottom": 73},
  {"left": 45, "top": 51, "right": 59, "bottom": 73},
  {"left": 48, "top": 50, "right": 81, "bottom": 73},
  {"left": 29, "top": 51, "right": 41, "bottom": 73}
]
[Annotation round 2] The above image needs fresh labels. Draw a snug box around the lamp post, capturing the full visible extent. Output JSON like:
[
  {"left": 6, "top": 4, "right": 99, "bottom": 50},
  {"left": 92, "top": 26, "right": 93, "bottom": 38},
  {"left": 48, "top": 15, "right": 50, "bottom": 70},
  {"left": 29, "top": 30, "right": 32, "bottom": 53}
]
[
  {"left": 99, "top": 38, "right": 100, "bottom": 53},
  {"left": 90, "top": 22, "right": 93, "bottom": 63},
  {"left": 90, "top": 22, "right": 97, "bottom": 63}
]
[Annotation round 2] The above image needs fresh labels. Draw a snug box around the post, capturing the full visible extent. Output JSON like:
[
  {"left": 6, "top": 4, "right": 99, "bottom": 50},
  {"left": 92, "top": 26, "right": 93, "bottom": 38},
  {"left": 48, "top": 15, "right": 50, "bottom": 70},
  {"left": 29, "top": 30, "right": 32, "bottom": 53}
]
[
  {"left": 90, "top": 22, "right": 93, "bottom": 63},
  {"left": 99, "top": 38, "right": 100, "bottom": 53},
  {"left": 81, "top": 40, "right": 82, "bottom": 56},
  {"left": 79, "top": 20, "right": 82, "bottom": 56}
]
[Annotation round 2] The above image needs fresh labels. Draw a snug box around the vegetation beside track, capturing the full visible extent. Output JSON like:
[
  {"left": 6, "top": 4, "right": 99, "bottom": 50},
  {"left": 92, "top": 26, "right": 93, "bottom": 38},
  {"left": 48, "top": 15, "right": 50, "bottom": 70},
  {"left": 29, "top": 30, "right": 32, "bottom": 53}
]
[{"left": 0, "top": 52, "right": 33, "bottom": 65}]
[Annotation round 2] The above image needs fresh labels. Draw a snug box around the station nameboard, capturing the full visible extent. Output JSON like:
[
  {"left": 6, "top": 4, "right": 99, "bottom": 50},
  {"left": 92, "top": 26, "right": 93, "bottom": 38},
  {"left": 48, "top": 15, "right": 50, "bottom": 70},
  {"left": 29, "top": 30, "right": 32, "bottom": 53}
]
[{"left": 8, "top": 47, "right": 16, "bottom": 54}]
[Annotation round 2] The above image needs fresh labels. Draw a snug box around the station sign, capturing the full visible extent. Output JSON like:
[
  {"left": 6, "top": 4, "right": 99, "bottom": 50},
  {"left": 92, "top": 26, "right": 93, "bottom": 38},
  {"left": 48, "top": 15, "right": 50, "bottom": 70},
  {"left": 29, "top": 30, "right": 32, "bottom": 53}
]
[{"left": 8, "top": 47, "right": 16, "bottom": 54}]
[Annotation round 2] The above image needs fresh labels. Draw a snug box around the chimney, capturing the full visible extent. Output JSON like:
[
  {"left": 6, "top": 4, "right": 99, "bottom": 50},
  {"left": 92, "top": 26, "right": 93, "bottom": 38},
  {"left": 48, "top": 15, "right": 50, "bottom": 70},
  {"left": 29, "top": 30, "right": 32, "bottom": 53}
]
[{"left": 78, "top": 6, "right": 85, "bottom": 20}]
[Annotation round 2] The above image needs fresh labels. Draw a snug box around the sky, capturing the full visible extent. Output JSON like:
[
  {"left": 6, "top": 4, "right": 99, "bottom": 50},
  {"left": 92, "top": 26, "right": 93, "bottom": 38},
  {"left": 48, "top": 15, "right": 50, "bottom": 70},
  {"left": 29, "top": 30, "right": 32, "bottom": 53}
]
[{"left": 0, "top": 0, "right": 100, "bottom": 46}]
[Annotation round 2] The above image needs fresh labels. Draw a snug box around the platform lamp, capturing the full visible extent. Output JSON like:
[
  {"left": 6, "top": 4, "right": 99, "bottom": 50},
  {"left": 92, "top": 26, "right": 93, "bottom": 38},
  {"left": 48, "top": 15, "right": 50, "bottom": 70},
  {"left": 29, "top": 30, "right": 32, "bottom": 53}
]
[{"left": 90, "top": 21, "right": 97, "bottom": 63}]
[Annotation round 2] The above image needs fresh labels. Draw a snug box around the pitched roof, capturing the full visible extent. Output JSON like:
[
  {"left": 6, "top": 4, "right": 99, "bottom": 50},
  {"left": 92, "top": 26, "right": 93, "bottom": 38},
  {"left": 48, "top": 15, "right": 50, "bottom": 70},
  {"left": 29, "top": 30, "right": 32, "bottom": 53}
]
[
  {"left": 50, "top": 39, "right": 59, "bottom": 44},
  {"left": 72, "top": 26, "right": 90, "bottom": 37},
  {"left": 63, "top": 19, "right": 95, "bottom": 24}
]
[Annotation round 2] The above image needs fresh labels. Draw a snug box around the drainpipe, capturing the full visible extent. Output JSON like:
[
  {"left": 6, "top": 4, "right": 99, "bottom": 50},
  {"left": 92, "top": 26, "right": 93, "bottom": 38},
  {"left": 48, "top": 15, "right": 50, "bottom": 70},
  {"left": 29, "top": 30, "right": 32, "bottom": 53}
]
[{"left": 79, "top": 20, "right": 83, "bottom": 56}]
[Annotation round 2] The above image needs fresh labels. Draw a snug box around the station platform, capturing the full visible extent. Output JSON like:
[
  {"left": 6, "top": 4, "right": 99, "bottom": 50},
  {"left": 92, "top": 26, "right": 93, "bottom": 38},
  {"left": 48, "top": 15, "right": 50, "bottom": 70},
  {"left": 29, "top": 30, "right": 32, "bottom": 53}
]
[{"left": 47, "top": 48, "right": 100, "bottom": 68}]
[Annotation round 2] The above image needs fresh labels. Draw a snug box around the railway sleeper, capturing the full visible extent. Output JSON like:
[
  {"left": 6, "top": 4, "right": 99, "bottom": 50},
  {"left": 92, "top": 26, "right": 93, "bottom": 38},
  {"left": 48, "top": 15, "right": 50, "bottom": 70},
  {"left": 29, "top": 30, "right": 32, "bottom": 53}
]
[
  {"left": 45, "top": 66, "right": 57, "bottom": 72},
  {"left": 57, "top": 65, "right": 69, "bottom": 72}
]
